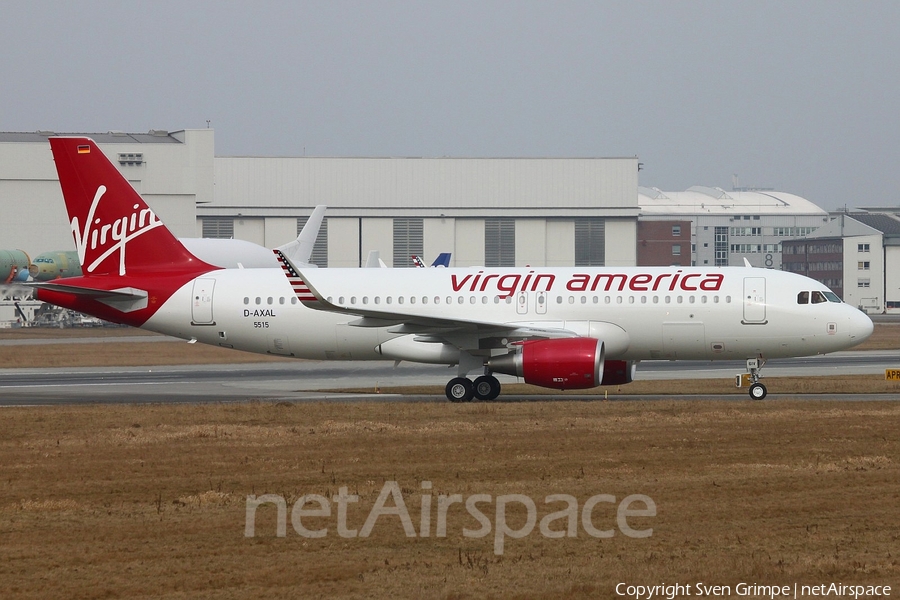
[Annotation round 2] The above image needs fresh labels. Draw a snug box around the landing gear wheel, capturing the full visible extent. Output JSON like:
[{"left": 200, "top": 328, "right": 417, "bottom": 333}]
[
  {"left": 473, "top": 375, "right": 501, "bottom": 401},
  {"left": 446, "top": 377, "right": 474, "bottom": 402},
  {"left": 748, "top": 382, "right": 767, "bottom": 400}
]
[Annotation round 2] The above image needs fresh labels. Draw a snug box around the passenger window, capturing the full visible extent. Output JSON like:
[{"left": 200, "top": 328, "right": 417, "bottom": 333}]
[
  {"left": 243, "top": 297, "right": 249, "bottom": 305},
  {"left": 812, "top": 291, "right": 827, "bottom": 304},
  {"left": 797, "top": 291, "right": 809, "bottom": 304}
]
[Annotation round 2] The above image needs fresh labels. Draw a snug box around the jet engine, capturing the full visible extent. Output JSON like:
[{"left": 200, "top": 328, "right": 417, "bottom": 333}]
[
  {"left": 599, "top": 360, "right": 637, "bottom": 386},
  {"left": 487, "top": 338, "right": 605, "bottom": 390}
]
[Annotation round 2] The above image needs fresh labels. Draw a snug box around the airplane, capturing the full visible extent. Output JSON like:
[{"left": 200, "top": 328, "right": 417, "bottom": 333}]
[
  {"left": 31, "top": 137, "right": 874, "bottom": 402},
  {"left": 28, "top": 251, "right": 81, "bottom": 280},
  {"left": 412, "top": 253, "right": 452, "bottom": 268},
  {"left": 6, "top": 204, "right": 325, "bottom": 287},
  {"left": 1, "top": 249, "right": 31, "bottom": 283}
]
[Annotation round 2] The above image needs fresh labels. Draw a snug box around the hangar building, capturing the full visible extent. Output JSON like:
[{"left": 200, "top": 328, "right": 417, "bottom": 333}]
[{"left": 0, "top": 129, "right": 639, "bottom": 268}]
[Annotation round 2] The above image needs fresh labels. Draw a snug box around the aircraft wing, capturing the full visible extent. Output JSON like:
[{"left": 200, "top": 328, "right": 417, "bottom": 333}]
[{"left": 274, "top": 250, "right": 578, "bottom": 346}]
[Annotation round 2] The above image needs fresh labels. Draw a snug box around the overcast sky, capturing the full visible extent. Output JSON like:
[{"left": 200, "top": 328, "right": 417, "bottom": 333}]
[{"left": 3, "top": 1, "right": 898, "bottom": 210}]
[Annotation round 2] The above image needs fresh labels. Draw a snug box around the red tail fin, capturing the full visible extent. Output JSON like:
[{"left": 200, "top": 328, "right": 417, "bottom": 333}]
[{"left": 49, "top": 137, "right": 212, "bottom": 277}]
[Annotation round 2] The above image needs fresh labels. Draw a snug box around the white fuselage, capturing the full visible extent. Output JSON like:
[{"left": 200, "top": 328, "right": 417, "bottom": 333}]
[{"left": 143, "top": 266, "right": 873, "bottom": 363}]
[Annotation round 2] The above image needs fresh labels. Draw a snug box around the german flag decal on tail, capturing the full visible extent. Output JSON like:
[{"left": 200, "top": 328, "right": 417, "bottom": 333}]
[{"left": 274, "top": 249, "right": 317, "bottom": 302}]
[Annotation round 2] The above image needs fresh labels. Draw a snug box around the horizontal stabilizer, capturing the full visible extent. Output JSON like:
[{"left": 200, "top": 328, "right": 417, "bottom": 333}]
[{"left": 27, "top": 282, "right": 148, "bottom": 312}]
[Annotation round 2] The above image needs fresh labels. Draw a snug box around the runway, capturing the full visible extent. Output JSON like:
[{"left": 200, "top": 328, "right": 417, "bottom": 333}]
[{"left": 1, "top": 349, "right": 897, "bottom": 405}]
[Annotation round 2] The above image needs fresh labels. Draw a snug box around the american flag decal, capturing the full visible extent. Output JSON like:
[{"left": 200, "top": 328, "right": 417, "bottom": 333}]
[{"left": 274, "top": 250, "right": 317, "bottom": 302}]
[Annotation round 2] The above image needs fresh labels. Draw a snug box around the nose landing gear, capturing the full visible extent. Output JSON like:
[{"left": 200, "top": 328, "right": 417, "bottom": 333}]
[{"left": 746, "top": 357, "right": 767, "bottom": 400}]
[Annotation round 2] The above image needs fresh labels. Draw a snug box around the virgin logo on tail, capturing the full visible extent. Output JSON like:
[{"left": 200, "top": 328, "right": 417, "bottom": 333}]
[{"left": 70, "top": 185, "right": 164, "bottom": 276}]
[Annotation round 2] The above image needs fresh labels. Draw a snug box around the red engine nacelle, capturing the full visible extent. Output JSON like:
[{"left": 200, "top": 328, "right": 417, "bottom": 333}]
[
  {"left": 599, "top": 360, "right": 637, "bottom": 386},
  {"left": 487, "top": 338, "right": 605, "bottom": 390}
]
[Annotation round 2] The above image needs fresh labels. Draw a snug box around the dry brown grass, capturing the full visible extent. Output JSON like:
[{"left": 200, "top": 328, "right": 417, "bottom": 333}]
[
  {"left": 0, "top": 400, "right": 897, "bottom": 598},
  {"left": 0, "top": 340, "right": 293, "bottom": 368}
]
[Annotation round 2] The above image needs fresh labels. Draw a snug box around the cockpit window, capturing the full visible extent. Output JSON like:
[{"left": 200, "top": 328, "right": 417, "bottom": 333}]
[{"left": 799, "top": 290, "right": 842, "bottom": 305}]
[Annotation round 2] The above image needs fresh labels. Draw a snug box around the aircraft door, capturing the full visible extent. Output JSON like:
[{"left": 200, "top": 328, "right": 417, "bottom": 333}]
[
  {"left": 742, "top": 277, "right": 767, "bottom": 324},
  {"left": 191, "top": 278, "right": 216, "bottom": 325}
]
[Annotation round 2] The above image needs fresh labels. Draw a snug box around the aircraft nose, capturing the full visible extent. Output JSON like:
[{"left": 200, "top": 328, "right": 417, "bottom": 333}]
[{"left": 848, "top": 308, "right": 874, "bottom": 344}]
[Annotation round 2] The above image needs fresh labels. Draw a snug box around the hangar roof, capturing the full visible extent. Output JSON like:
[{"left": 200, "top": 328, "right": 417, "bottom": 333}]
[
  {"left": 0, "top": 131, "right": 181, "bottom": 143},
  {"left": 638, "top": 186, "right": 827, "bottom": 216}
]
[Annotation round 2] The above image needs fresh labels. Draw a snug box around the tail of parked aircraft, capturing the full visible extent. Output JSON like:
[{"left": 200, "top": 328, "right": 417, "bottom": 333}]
[{"left": 49, "top": 137, "right": 212, "bottom": 277}]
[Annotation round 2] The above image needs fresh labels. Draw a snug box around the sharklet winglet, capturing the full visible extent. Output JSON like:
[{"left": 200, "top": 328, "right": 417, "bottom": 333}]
[{"left": 273, "top": 249, "right": 317, "bottom": 303}]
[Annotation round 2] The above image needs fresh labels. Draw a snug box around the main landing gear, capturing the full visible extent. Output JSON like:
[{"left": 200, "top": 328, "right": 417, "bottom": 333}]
[
  {"left": 746, "top": 357, "right": 767, "bottom": 400},
  {"left": 445, "top": 373, "right": 501, "bottom": 402}
]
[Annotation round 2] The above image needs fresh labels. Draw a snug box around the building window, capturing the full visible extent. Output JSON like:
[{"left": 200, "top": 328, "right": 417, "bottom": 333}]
[
  {"left": 858, "top": 243, "right": 870, "bottom": 253},
  {"left": 672, "top": 244, "right": 681, "bottom": 256},
  {"left": 858, "top": 261, "right": 870, "bottom": 270},
  {"left": 672, "top": 225, "right": 681, "bottom": 237},
  {"left": 858, "top": 279, "right": 870, "bottom": 288},
  {"left": 393, "top": 218, "right": 424, "bottom": 268},
  {"left": 296, "top": 217, "right": 328, "bottom": 267},
  {"left": 202, "top": 217, "right": 234, "bottom": 239},
  {"left": 574, "top": 218, "right": 605, "bottom": 266},
  {"left": 485, "top": 218, "right": 516, "bottom": 267},
  {"left": 730, "top": 227, "right": 762, "bottom": 236},
  {"left": 714, "top": 226, "right": 728, "bottom": 266}
]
